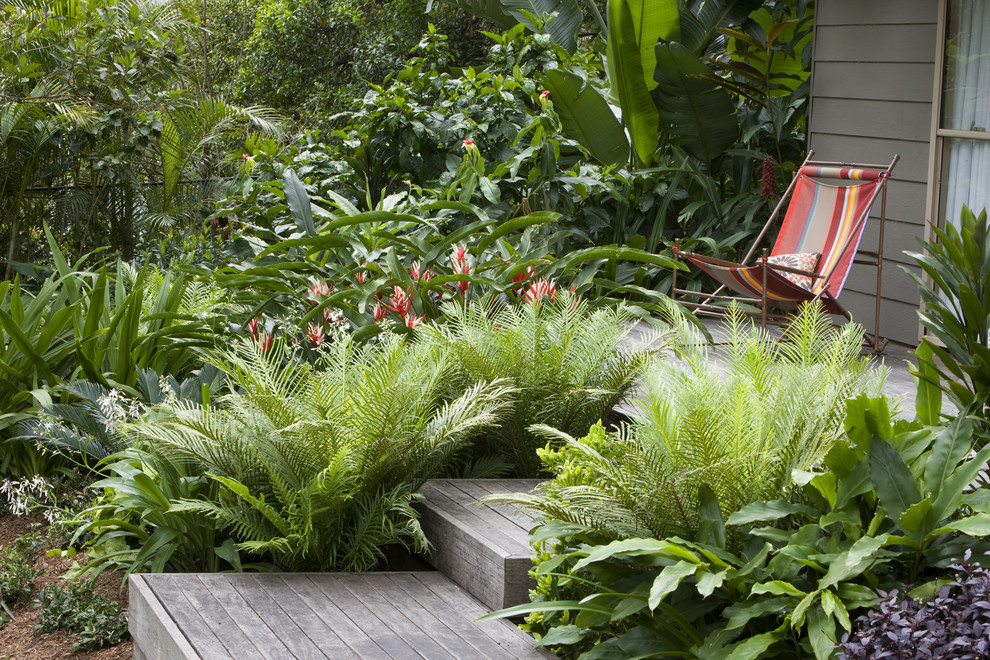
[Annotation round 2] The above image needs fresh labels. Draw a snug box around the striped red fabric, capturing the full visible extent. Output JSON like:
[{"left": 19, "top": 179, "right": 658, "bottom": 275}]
[
  {"left": 680, "top": 166, "right": 885, "bottom": 314},
  {"left": 798, "top": 166, "right": 885, "bottom": 181},
  {"left": 772, "top": 173, "right": 882, "bottom": 296}
]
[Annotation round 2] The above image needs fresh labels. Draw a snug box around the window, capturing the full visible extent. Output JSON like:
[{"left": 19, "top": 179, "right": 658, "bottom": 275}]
[{"left": 932, "top": 0, "right": 990, "bottom": 229}]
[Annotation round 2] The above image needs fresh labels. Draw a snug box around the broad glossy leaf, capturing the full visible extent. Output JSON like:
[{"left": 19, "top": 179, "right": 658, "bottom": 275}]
[
  {"left": 913, "top": 341, "right": 943, "bottom": 425},
  {"left": 696, "top": 484, "right": 726, "bottom": 549},
  {"left": 283, "top": 170, "right": 316, "bottom": 236},
  {"left": 936, "top": 513, "right": 990, "bottom": 537},
  {"left": 869, "top": 437, "right": 922, "bottom": 522},
  {"left": 807, "top": 606, "right": 837, "bottom": 660},
  {"left": 751, "top": 580, "right": 806, "bottom": 597},
  {"left": 898, "top": 497, "right": 932, "bottom": 536},
  {"left": 653, "top": 41, "right": 738, "bottom": 163},
  {"left": 608, "top": 0, "right": 679, "bottom": 164},
  {"left": 924, "top": 410, "right": 974, "bottom": 495},
  {"left": 819, "top": 534, "right": 891, "bottom": 589},
  {"left": 721, "top": 630, "right": 783, "bottom": 660},
  {"left": 727, "top": 500, "right": 813, "bottom": 526},
  {"left": 542, "top": 69, "right": 629, "bottom": 166},
  {"left": 648, "top": 560, "right": 696, "bottom": 608}
]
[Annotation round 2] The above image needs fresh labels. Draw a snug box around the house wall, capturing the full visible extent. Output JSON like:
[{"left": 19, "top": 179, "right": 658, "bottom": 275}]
[{"left": 808, "top": 0, "right": 938, "bottom": 345}]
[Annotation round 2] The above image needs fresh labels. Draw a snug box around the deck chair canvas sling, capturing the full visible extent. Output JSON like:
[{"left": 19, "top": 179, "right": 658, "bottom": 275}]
[{"left": 671, "top": 151, "right": 899, "bottom": 353}]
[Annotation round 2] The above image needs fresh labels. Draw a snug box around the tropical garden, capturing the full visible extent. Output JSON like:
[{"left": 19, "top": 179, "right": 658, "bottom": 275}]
[{"left": 0, "top": 0, "right": 988, "bottom": 657}]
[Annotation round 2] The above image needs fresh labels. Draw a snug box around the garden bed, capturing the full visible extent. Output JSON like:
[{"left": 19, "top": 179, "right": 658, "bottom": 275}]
[{"left": 0, "top": 513, "right": 132, "bottom": 659}]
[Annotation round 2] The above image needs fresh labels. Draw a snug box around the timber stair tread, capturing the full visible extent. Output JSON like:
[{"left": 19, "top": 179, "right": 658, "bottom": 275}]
[
  {"left": 415, "top": 479, "right": 544, "bottom": 610},
  {"left": 130, "top": 572, "right": 553, "bottom": 659}
]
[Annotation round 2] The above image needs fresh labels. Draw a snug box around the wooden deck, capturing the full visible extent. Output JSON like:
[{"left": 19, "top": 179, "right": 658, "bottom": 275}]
[
  {"left": 130, "top": 572, "right": 553, "bottom": 659},
  {"left": 416, "top": 479, "right": 543, "bottom": 610}
]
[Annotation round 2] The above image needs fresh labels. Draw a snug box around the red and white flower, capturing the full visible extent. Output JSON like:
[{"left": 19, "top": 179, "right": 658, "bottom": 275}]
[
  {"left": 385, "top": 285, "right": 412, "bottom": 319},
  {"left": 308, "top": 278, "right": 332, "bottom": 301},
  {"left": 450, "top": 245, "right": 471, "bottom": 299},
  {"left": 307, "top": 322, "right": 325, "bottom": 347},
  {"left": 523, "top": 278, "right": 557, "bottom": 304}
]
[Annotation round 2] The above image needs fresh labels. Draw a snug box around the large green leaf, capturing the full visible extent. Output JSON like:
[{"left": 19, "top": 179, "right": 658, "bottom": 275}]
[
  {"left": 653, "top": 41, "right": 739, "bottom": 163},
  {"left": 923, "top": 411, "right": 974, "bottom": 496},
  {"left": 283, "top": 168, "right": 316, "bottom": 237},
  {"left": 541, "top": 69, "right": 629, "bottom": 166},
  {"left": 869, "top": 438, "right": 922, "bottom": 523},
  {"left": 607, "top": 0, "right": 680, "bottom": 165}
]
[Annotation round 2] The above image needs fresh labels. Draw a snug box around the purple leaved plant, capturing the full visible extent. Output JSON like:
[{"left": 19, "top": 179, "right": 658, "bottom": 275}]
[{"left": 837, "top": 552, "right": 990, "bottom": 660}]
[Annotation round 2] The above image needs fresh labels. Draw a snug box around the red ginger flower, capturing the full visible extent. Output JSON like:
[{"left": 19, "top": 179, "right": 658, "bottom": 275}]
[
  {"left": 405, "top": 314, "right": 425, "bottom": 330},
  {"left": 308, "top": 278, "right": 332, "bottom": 301},
  {"left": 255, "top": 331, "right": 273, "bottom": 353},
  {"left": 523, "top": 278, "right": 557, "bottom": 304},
  {"left": 410, "top": 261, "right": 433, "bottom": 282},
  {"left": 247, "top": 317, "right": 260, "bottom": 339},
  {"left": 450, "top": 245, "right": 470, "bottom": 299},
  {"left": 307, "top": 322, "right": 325, "bottom": 347},
  {"left": 385, "top": 285, "right": 412, "bottom": 319},
  {"left": 373, "top": 303, "right": 388, "bottom": 323}
]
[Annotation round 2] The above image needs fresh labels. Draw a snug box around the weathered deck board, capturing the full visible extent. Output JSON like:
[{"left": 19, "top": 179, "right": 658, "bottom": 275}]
[
  {"left": 416, "top": 479, "right": 544, "bottom": 610},
  {"left": 130, "top": 572, "right": 552, "bottom": 660}
]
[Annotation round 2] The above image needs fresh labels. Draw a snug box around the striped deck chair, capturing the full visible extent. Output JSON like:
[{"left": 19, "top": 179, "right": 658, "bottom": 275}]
[{"left": 671, "top": 152, "right": 899, "bottom": 353}]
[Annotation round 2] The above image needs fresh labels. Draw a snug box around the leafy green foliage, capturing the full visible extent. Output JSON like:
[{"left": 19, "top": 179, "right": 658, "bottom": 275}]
[
  {"left": 34, "top": 581, "right": 129, "bottom": 651},
  {"left": 493, "top": 302, "right": 885, "bottom": 539},
  {"left": 0, "top": 533, "right": 44, "bottom": 625},
  {"left": 80, "top": 334, "right": 513, "bottom": 572},
  {"left": 0, "top": 232, "right": 224, "bottom": 475},
  {"left": 217, "top": 0, "right": 489, "bottom": 128},
  {"left": 489, "top": 394, "right": 990, "bottom": 659},
  {"left": 422, "top": 295, "right": 662, "bottom": 476},
  {"left": 905, "top": 205, "right": 990, "bottom": 428}
]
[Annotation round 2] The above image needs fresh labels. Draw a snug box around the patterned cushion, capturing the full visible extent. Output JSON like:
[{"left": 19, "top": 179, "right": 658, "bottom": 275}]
[{"left": 766, "top": 252, "right": 820, "bottom": 290}]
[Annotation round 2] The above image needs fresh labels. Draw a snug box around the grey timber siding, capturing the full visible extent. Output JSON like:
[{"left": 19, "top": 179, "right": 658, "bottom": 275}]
[{"left": 809, "top": 0, "right": 938, "bottom": 344}]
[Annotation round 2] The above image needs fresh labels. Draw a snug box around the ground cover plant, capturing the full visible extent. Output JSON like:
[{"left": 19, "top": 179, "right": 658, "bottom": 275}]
[
  {"left": 837, "top": 552, "right": 990, "bottom": 659},
  {"left": 0, "top": 478, "right": 132, "bottom": 657}
]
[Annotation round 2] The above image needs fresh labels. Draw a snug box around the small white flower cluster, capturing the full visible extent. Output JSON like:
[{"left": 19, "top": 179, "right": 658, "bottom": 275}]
[
  {"left": 158, "top": 375, "right": 179, "bottom": 407},
  {"left": 97, "top": 389, "right": 145, "bottom": 432},
  {"left": 322, "top": 307, "right": 351, "bottom": 344},
  {"left": 0, "top": 475, "right": 55, "bottom": 516}
]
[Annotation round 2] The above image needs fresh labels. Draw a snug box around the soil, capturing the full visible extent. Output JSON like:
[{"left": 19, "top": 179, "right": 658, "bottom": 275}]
[{"left": 0, "top": 512, "right": 133, "bottom": 660}]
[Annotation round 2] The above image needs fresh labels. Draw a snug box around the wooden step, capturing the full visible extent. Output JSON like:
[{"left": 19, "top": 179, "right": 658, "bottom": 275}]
[
  {"left": 416, "top": 479, "right": 543, "bottom": 611},
  {"left": 130, "top": 572, "right": 553, "bottom": 659}
]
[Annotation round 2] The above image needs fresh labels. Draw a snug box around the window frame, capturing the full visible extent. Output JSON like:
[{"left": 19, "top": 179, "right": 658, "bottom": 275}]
[{"left": 925, "top": 0, "right": 990, "bottom": 234}]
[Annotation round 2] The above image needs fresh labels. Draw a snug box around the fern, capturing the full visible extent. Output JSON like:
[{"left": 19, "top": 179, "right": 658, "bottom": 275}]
[
  {"left": 421, "top": 295, "right": 666, "bottom": 476},
  {"left": 123, "top": 333, "right": 512, "bottom": 571},
  {"left": 490, "top": 301, "right": 888, "bottom": 543}
]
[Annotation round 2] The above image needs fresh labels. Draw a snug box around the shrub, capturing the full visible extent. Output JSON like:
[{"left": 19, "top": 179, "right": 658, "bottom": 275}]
[
  {"left": 487, "top": 394, "right": 990, "bottom": 659},
  {"left": 80, "top": 334, "right": 512, "bottom": 573},
  {"left": 217, "top": 0, "right": 489, "bottom": 127},
  {"left": 493, "top": 302, "right": 886, "bottom": 539},
  {"left": 838, "top": 554, "right": 990, "bottom": 660},
  {"left": 0, "top": 533, "right": 45, "bottom": 626},
  {"left": 422, "top": 295, "right": 662, "bottom": 476},
  {"left": 34, "top": 580, "right": 129, "bottom": 651},
  {"left": 906, "top": 205, "right": 990, "bottom": 428}
]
